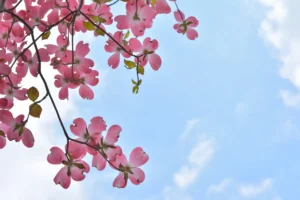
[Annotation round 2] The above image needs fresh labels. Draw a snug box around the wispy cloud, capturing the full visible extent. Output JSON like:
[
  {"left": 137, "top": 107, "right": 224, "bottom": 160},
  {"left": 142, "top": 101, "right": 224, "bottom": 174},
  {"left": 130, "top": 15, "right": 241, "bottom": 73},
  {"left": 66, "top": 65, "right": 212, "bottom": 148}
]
[
  {"left": 207, "top": 178, "right": 233, "bottom": 195},
  {"left": 280, "top": 90, "right": 300, "bottom": 109},
  {"left": 174, "top": 137, "right": 216, "bottom": 189},
  {"left": 258, "top": 0, "right": 300, "bottom": 107},
  {"left": 180, "top": 118, "right": 201, "bottom": 140},
  {"left": 239, "top": 178, "right": 273, "bottom": 199}
]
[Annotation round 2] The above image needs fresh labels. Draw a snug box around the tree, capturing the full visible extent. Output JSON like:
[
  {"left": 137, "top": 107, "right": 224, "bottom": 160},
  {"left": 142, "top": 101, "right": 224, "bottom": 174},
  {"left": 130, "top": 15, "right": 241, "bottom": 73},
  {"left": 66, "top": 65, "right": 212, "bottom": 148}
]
[{"left": 0, "top": 0, "right": 198, "bottom": 190}]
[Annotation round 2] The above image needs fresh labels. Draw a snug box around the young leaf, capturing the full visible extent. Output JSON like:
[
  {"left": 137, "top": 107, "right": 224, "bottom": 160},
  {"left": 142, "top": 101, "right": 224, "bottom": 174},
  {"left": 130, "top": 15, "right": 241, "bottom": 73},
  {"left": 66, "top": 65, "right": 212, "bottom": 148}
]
[
  {"left": 91, "top": 16, "right": 99, "bottom": 22},
  {"left": 27, "top": 87, "right": 39, "bottom": 102},
  {"left": 96, "top": 29, "right": 105, "bottom": 36},
  {"left": 29, "top": 104, "right": 42, "bottom": 118},
  {"left": 132, "top": 79, "right": 137, "bottom": 85},
  {"left": 124, "top": 59, "right": 136, "bottom": 69},
  {"left": 124, "top": 30, "right": 130, "bottom": 39},
  {"left": 137, "top": 66, "right": 144, "bottom": 75},
  {"left": 132, "top": 86, "right": 139, "bottom": 94},
  {"left": 42, "top": 31, "right": 51, "bottom": 40},
  {"left": 99, "top": 18, "right": 106, "bottom": 23},
  {"left": 138, "top": 79, "right": 142, "bottom": 86},
  {"left": 83, "top": 21, "right": 95, "bottom": 31}
]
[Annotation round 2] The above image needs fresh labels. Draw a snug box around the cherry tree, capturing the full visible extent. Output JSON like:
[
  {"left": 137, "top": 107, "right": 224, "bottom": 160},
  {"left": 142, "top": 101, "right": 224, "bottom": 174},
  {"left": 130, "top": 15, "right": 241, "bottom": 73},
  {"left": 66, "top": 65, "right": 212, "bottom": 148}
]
[{"left": 0, "top": 0, "right": 198, "bottom": 190}]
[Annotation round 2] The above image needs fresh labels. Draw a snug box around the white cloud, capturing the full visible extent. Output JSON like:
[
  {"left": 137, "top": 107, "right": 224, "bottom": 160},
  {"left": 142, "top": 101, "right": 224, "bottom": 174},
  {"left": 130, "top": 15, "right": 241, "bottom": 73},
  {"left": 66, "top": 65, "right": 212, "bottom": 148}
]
[
  {"left": 239, "top": 178, "right": 273, "bottom": 199},
  {"left": 174, "top": 137, "right": 216, "bottom": 189},
  {"left": 258, "top": 0, "right": 300, "bottom": 107},
  {"left": 207, "top": 178, "right": 233, "bottom": 195},
  {"left": 180, "top": 118, "right": 200, "bottom": 140},
  {"left": 280, "top": 90, "right": 300, "bottom": 108}
]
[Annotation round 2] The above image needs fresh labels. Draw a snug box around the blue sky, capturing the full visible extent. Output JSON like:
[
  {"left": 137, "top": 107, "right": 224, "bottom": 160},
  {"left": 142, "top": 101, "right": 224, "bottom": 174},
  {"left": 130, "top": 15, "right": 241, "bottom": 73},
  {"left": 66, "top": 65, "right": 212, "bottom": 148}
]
[{"left": 1, "top": 0, "right": 300, "bottom": 200}]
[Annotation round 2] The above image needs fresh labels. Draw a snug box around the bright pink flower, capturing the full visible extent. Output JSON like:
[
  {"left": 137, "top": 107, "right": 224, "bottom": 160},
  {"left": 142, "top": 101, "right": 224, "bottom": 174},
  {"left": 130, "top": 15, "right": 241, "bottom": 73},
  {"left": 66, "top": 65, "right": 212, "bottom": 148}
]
[
  {"left": 173, "top": 11, "right": 199, "bottom": 40},
  {"left": 0, "top": 110, "right": 34, "bottom": 148},
  {"left": 129, "top": 37, "right": 161, "bottom": 70},
  {"left": 155, "top": 0, "right": 171, "bottom": 14},
  {"left": 6, "top": 41, "right": 27, "bottom": 59},
  {"left": 0, "top": 80, "right": 27, "bottom": 109},
  {"left": 62, "top": 41, "right": 94, "bottom": 74},
  {"left": 104, "top": 31, "right": 131, "bottom": 69},
  {"left": 26, "top": 5, "right": 49, "bottom": 31},
  {"left": 111, "top": 147, "right": 149, "bottom": 188},
  {"left": 92, "top": 125, "right": 122, "bottom": 171},
  {"left": 44, "top": 35, "right": 69, "bottom": 58},
  {"left": 114, "top": 1, "right": 155, "bottom": 36},
  {"left": 47, "top": 146, "right": 90, "bottom": 189},
  {"left": 16, "top": 48, "right": 50, "bottom": 77},
  {"left": 70, "top": 116, "right": 107, "bottom": 155}
]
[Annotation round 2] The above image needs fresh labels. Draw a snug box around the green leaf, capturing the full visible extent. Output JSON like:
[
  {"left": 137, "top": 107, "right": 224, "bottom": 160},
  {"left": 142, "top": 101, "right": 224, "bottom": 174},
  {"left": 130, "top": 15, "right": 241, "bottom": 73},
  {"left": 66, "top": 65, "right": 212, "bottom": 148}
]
[
  {"left": 122, "top": 40, "right": 128, "bottom": 46},
  {"left": 132, "top": 79, "right": 137, "bottom": 85},
  {"left": 151, "top": 0, "right": 157, "bottom": 6},
  {"left": 124, "top": 30, "right": 130, "bottom": 39},
  {"left": 42, "top": 30, "right": 51, "bottom": 40},
  {"left": 83, "top": 21, "right": 95, "bottom": 31},
  {"left": 0, "top": 58, "right": 4, "bottom": 62},
  {"left": 124, "top": 59, "right": 136, "bottom": 69},
  {"left": 27, "top": 87, "right": 39, "bottom": 102},
  {"left": 91, "top": 16, "right": 99, "bottom": 22},
  {"left": 138, "top": 79, "right": 142, "bottom": 86},
  {"left": 132, "top": 86, "right": 139, "bottom": 94},
  {"left": 98, "top": 18, "right": 106, "bottom": 23},
  {"left": 96, "top": 29, "right": 105, "bottom": 36},
  {"left": 137, "top": 66, "right": 144, "bottom": 75},
  {"left": 29, "top": 103, "right": 42, "bottom": 118}
]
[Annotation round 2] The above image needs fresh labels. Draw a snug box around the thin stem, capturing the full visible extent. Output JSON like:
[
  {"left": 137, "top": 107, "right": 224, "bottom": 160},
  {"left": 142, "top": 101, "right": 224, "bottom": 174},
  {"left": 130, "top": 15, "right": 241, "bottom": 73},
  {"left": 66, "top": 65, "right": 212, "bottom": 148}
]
[{"left": 108, "top": 0, "right": 120, "bottom": 7}]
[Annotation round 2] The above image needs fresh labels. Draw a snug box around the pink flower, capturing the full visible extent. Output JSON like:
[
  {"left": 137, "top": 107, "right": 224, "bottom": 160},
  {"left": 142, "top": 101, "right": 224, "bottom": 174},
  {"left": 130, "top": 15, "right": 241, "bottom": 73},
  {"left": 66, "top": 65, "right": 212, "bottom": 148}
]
[
  {"left": 92, "top": 125, "right": 123, "bottom": 171},
  {"left": 173, "top": 10, "right": 199, "bottom": 40},
  {"left": 104, "top": 31, "right": 131, "bottom": 69},
  {"left": 155, "top": 0, "right": 171, "bottom": 14},
  {"left": 62, "top": 41, "right": 94, "bottom": 74},
  {"left": 129, "top": 37, "right": 162, "bottom": 70},
  {"left": 0, "top": 110, "right": 34, "bottom": 148},
  {"left": 70, "top": 116, "right": 107, "bottom": 155},
  {"left": 44, "top": 35, "right": 69, "bottom": 58},
  {"left": 111, "top": 147, "right": 149, "bottom": 188},
  {"left": 0, "top": 80, "right": 28, "bottom": 109},
  {"left": 47, "top": 146, "right": 90, "bottom": 189},
  {"left": 16, "top": 48, "right": 50, "bottom": 77},
  {"left": 114, "top": 1, "right": 155, "bottom": 36}
]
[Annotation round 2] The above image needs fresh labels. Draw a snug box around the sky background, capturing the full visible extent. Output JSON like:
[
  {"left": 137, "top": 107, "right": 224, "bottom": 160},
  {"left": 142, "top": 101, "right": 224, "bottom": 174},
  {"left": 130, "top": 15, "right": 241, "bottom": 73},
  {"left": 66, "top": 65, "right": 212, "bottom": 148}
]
[{"left": 1, "top": 0, "right": 300, "bottom": 199}]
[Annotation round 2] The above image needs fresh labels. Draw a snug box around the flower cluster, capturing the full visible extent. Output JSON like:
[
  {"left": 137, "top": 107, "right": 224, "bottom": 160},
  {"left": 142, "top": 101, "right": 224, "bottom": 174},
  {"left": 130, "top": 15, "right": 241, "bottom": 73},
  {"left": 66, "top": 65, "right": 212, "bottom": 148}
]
[
  {"left": 0, "top": 0, "right": 198, "bottom": 190},
  {"left": 48, "top": 117, "right": 149, "bottom": 189}
]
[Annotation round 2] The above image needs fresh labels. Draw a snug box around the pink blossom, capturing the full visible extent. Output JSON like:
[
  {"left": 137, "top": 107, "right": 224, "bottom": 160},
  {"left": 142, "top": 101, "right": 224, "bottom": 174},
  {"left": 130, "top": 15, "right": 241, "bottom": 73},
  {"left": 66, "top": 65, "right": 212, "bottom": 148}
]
[
  {"left": 104, "top": 31, "right": 131, "bottom": 69},
  {"left": 173, "top": 10, "right": 199, "bottom": 40},
  {"left": 129, "top": 37, "right": 162, "bottom": 70},
  {"left": 114, "top": 1, "right": 155, "bottom": 36},
  {"left": 47, "top": 146, "right": 90, "bottom": 189},
  {"left": 111, "top": 147, "right": 149, "bottom": 188}
]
